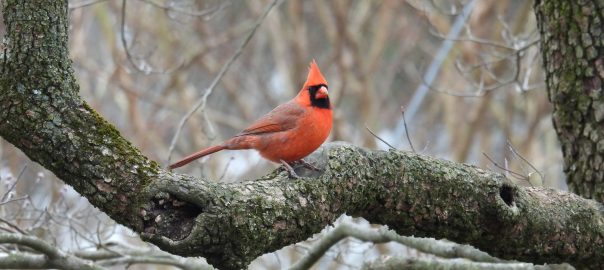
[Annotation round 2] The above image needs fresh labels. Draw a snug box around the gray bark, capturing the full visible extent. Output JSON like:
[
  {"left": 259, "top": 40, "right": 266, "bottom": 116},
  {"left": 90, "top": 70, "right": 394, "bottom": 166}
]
[
  {"left": 0, "top": 1, "right": 603, "bottom": 269},
  {"left": 535, "top": 0, "right": 604, "bottom": 201}
]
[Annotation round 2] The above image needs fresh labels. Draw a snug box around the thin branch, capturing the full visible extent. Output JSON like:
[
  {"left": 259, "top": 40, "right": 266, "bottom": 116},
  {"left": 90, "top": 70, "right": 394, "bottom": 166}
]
[
  {"left": 364, "top": 256, "right": 574, "bottom": 270},
  {"left": 0, "top": 232, "right": 212, "bottom": 270},
  {"left": 75, "top": 244, "right": 214, "bottom": 270},
  {"left": 400, "top": 106, "right": 416, "bottom": 152},
  {"left": 0, "top": 233, "right": 103, "bottom": 270},
  {"left": 166, "top": 0, "right": 283, "bottom": 164},
  {"left": 0, "top": 253, "right": 92, "bottom": 270},
  {"left": 219, "top": 157, "right": 235, "bottom": 181},
  {"left": 0, "top": 217, "right": 28, "bottom": 235},
  {"left": 97, "top": 255, "right": 211, "bottom": 270},
  {"left": 482, "top": 153, "right": 526, "bottom": 180},
  {"left": 402, "top": 0, "right": 476, "bottom": 122},
  {"left": 420, "top": 37, "right": 540, "bottom": 98},
  {"left": 1, "top": 164, "right": 26, "bottom": 202},
  {"left": 289, "top": 223, "right": 505, "bottom": 270},
  {"left": 507, "top": 140, "right": 545, "bottom": 182},
  {"left": 428, "top": 26, "right": 516, "bottom": 50},
  {"left": 0, "top": 195, "right": 28, "bottom": 206},
  {"left": 137, "top": 0, "right": 229, "bottom": 18},
  {"left": 68, "top": 0, "right": 108, "bottom": 9},
  {"left": 365, "top": 124, "right": 396, "bottom": 150},
  {"left": 419, "top": 70, "right": 487, "bottom": 97},
  {"left": 120, "top": 0, "right": 182, "bottom": 74}
]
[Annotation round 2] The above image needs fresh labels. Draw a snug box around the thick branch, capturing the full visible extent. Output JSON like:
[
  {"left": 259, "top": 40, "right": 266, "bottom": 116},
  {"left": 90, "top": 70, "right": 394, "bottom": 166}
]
[{"left": 1, "top": 1, "right": 604, "bottom": 270}]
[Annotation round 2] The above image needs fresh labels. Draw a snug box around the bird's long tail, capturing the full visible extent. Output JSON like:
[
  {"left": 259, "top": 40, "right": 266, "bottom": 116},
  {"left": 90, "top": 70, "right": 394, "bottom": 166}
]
[{"left": 168, "top": 145, "right": 227, "bottom": 169}]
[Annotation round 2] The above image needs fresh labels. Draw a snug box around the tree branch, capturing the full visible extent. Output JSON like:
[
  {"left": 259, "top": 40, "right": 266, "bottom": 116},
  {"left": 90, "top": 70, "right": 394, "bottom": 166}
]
[
  {"left": 364, "top": 257, "right": 574, "bottom": 270},
  {"left": 1, "top": 1, "right": 604, "bottom": 270},
  {"left": 74, "top": 245, "right": 214, "bottom": 270},
  {"left": 290, "top": 223, "right": 503, "bottom": 270},
  {"left": 0, "top": 233, "right": 102, "bottom": 270}
]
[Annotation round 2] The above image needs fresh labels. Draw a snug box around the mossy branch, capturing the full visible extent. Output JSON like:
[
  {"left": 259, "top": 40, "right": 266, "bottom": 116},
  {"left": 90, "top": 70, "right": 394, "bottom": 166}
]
[{"left": 1, "top": 1, "right": 604, "bottom": 270}]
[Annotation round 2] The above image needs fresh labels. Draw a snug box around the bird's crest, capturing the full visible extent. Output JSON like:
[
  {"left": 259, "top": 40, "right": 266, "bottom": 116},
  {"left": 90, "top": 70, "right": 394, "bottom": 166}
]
[{"left": 305, "top": 59, "right": 327, "bottom": 87}]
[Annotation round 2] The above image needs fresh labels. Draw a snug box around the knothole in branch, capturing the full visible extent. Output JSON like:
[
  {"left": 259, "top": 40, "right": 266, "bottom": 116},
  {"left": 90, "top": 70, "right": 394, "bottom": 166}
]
[{"left": 499, "top": 184, "right": 515, "bottom": 207}]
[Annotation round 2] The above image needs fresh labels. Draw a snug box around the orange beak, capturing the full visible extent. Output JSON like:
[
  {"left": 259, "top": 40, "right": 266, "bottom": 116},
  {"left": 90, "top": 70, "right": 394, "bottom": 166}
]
[{"left": 316, "top": 86, "right": 329, "bottom": 99}]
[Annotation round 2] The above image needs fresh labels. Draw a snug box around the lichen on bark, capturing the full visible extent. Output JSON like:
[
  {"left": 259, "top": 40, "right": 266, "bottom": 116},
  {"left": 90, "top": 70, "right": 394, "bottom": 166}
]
[
  {"left": 0, "top": 0, "right": 159, "bottom": 231},
  {"left": 535, "top": 0, "right": 604, "bottom": 202},
  {"left": 2, "top": 1, "right": 604, "bottom": 270}
]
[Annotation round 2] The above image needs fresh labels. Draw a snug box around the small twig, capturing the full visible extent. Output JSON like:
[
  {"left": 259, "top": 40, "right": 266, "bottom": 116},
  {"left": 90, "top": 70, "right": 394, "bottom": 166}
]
[
  {"left": 482, "top": 153, "right": 526, "bottom": 180},
  {"left": 400, "top": 106, "right": 416, "bottom": 152},
  {"left": 0, "top": 217, "right": 28, "bottom": 235},
  {"left": 0, "top": 195, "right": 29, "bottom": 206},
  {"left": 365, "top": 124, "right": 396, "bottom": 150},
  {"left": 1, "top": 164, "right": 27, "bottom": 202},
  {"left": 137, "top": 0, "right": 229, "bottom": 18},
  {"left": 507, "top": 140, "right": 545, "bottom": 181},
  {"left": 219, "top": 157, "right": 235, "bottom": 181},
  {"left": 69, "top": 0, "right": 108, "bottom": 9},
  {"left": 120, "top": 0, "right": 182, "bottom": 74},
  {"left": 166, "top": 0, "right": 283, "bottom": 164},
  {"left": 428, "top": 26, "right": 516, "bottom": 50},
  {"left": 419, "top": 37, "right": 540, "bottom": 98},
  {"left": 419, "top": 70, "right": 486, "bottom": 97}
]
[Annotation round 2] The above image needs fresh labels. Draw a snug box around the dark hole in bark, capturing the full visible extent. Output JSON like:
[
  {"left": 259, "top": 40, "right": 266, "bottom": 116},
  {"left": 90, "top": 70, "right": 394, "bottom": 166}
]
[
  {"left": 500, "top": 184, "right": 515, "bottom": 206},
  {"left": 143, "top": 194, "right": 202, "bottom": 241}
]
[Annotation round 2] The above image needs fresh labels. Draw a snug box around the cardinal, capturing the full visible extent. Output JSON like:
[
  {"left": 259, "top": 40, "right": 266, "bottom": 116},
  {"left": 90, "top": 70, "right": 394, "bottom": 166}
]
[{"left": 169, "top": 60, "right": 332, "bottom": 178}]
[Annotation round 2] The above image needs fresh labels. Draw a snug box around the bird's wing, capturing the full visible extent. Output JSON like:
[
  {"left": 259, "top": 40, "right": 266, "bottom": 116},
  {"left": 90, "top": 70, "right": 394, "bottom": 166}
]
[{"left": 236, "top": 102, "right": 305, "bottom": 137}]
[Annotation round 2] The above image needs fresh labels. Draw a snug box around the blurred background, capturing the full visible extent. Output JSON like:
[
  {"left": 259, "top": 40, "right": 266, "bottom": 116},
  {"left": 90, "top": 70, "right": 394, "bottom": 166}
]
[{"left": 0, "top": 0, "right": 561, "bottom": 269}]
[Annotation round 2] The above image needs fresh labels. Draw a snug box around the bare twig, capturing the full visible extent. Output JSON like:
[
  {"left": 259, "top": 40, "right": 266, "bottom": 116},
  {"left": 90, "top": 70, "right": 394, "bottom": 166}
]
[
  {"left": 69, "top": 0, "right": 108, "bottom": 9},
  {"left": 166, "top": 0, "right": 283, "bottom": 164},
  {"left": 219, "top": 157, "right": 235, "bottom": 181},
  {"left": 400, "top": 106, "right": 416, "bottom": 152},
  {"left": 120, "top": 0, "right": 183, "bottom": 74},
  {"left": 418, "top": 70, "right": 486, "bottom": 97},
  {"left": 428, "top": 26, "right": 516, "bottom": 50},
  {"left": 0, "top": 195, "right": 28, "bottom": 206},
  {"left": 0, "top": 217, "right": 28, "bottom": 235},
  {"left": 1, "top": 164, "right": 26, "bottom": 202},
  {"left": 397, "top": 0, "right": 477, "bottom": 136},
  {"left": 137, "top": 0, "right": 229, "bottom": 18},
  {"left": 507, "top": 140, "right": 545, "bottom": 182},
  {"left": 482, "top": 153, "right": 526, "bottom": 180},
  {"left": 365, "top": 124, "right": 396, "bottom": 150},
  {"left": 419, "top": 38, "right": 540, "bottom": 98}
]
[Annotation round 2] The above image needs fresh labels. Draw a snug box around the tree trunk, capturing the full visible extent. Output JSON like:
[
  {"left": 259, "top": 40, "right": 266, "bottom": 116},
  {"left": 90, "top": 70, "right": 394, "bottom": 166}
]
[
  {"left": 1, "top": 1, "right": 604, "bottom": 269},
  {"left": 535, "top": 0, "right": 604, "bottom": 201}
]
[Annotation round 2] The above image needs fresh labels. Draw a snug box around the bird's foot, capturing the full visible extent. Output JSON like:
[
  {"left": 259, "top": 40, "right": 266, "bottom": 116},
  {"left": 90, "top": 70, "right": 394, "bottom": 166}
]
[
  {"left": 280, "top": 160, "right": 301, "bottom": 179},
  {"left": 291, "top": 159, "right": 322, "bottom": 172}
]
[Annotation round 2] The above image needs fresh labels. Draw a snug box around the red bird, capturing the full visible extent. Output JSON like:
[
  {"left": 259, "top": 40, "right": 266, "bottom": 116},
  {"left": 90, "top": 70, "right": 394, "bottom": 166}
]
[{"left": 169, "top": 60, "right": 332, "bottom": 177}]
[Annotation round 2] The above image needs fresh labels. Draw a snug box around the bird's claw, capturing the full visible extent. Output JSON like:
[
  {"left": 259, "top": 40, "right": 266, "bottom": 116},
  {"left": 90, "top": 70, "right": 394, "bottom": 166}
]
[
  {"left": 291, "top": 159, "right": 322, "bottom": 172},
  {"left": 280, "top": 160, "right": 301, "bottom": 179}
]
